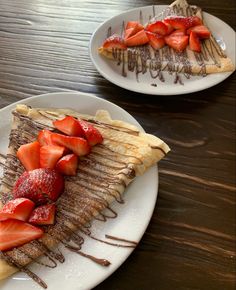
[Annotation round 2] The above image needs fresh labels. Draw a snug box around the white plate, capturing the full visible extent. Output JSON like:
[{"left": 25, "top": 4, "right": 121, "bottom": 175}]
[
  {"left": 0, "top": 92, "right": 158, "bottom": 290},
  {"left": 89, "top": 5, "right": 236, "bottom": 95}
]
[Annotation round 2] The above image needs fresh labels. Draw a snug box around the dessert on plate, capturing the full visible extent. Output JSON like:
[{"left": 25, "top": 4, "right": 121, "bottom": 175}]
[
  {"left": 98, "top": 0, "right": 235, "bottom": 81},
  {"left": 0, "top": 104, "right": 170, "bottom": 288}
]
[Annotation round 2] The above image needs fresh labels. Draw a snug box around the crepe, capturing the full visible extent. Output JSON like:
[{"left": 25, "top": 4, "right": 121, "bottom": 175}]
[
  {"left": 98, "top": 0, "right": 235, "bottom": 75},
  {"left": 0, "top": 104, "right": 170, "bottom": 284}
]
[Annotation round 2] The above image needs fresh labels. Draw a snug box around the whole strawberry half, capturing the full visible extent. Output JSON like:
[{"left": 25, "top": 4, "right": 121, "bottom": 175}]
[{"left": 13, "top": 168, "right": 64, "bottom": 204}]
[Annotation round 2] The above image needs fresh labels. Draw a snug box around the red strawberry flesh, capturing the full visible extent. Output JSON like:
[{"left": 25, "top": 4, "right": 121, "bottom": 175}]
[
  {"left": 17, "top": 141, "right": 40, "bottom": 171},
  {"left": 187, "top": 25, "right": 211, "bottom": 39},
  {"left": 165, "top": 34, "right": 189, "bottom": 52},
  {"left": 56, "top": 153, "right": 78, "bottom": 176},
  {"left": 146, "top": 21, "right": 168, "bottom": 36},
  {"left": 77, "top": 119, "right": 103, "bottom": 146},
  {"left": 53, "top": 116, "right": 84, "bottom": 137},
  {"left": 40, "top": 145, "right": 65, "bottom": 169},
  {"left": 103, "top": 34, "right": 127, "bottom": 51},
  {"left": 51, "top": 132, "right": 90, "bottom": 156},
  {"left": 125, "top": 29, "right": 149, "bottom": 47},
  {"left": 146, "top": 31, "right": 165, "bottom": 50},
  {"left": 29, "top": 204, "right": 56, "bottom": 225},
  {"left": 38, "top": 129, "right": 55, "bottom": 146},
  {"left": 13, "top": 168, "right": 64, "bottom": 204},
  {"left": 0, "top": 198, "right": 35, "bottom": 221},
  {"left": 0, "top": 219, "right": 43, "bottom": 251},
  {"left": 189, "top": 31, "right": 201, "bottom": 52}
]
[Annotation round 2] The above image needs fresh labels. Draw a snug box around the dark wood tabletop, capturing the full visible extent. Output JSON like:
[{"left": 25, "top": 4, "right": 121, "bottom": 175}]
[{"left": 0, "top": 0, "right": 235, "bottom": 289}]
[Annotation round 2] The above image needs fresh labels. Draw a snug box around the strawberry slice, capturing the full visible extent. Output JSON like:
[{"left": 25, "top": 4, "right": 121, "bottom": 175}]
[
  {"left": 77, "top": 119, "right": 103, "bottom": 146},
  {"left": 146, "top": 31, "right": 165, "bottom": 50},
  {"left": 51, "top": 132, "right": 90, "bottom": 156},
  {"left": 17, "top": 141, "right": 40, "bottom": 171},
  {"left": 40, "top": 145, "right": 66, "bottom": 169},
  {"left": 187, "top": 25, "right": 211, "bottom": 39},
  {"left": 29, "top": 204, "right": 56, "bottom": 225},
  {"left": 38, "top": 129, "right": 54, "bottom": 146},
  {"left": 165, "top": 34, "right": 189, "bottom": 52},
  {"left": 146, "top": 21, "right": 168, "bottom": 36},
  {"left": 56, "top": 154, "right": 78, "bottom": 176},
  {"left": 13, "top": 168, "right": 64, "bottom": 204},
  {"left": 163, "top": 20, "right": 174, "bottom": 35},
  {"left": 103, "top": 34, "right": 127, "bottom": 51},
  {"left": 189, "top": 31, "right": 201, "bottom": 52},
  {"left": 164, "top": 16, "right": 202, "bottom": 30},
  {"left": 0, "top": 198, "right": 35, "bottom": 222},
  {"left": 170, "top": 29, "right": 186, "bottom": 36},
  {"left": 0, "top": 219, "right": 43, "bottom": 251},
  {"left": 53, "top": 116, "right": 83, "bottom": 137},
  {"left": 124, "top": 21, "right": 144, "bottom": 39},
  {"left": 125, "top": 29, "right": 149, "bottom": 47}
]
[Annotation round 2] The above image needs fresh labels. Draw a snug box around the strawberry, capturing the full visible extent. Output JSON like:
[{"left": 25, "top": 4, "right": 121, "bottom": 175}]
[
  {"left": 124, "top": 21, "right": 144, "bottom": 39},
  {"left": 53, "top": 116, "right": 83, "bottom": 137},
  {"left": 0, "top": 219, "right": 43, "bottom": 251},
  {"left": 189, "top": 31, "right": 201, "bottom": 52},
  {"left": 146, "top": 21, "right": 168, "bottom": 36},
  {"left": 165, "top": 34, "right": 189, "bottom": 52},
  {"left": 40, "top": 145, "right": 66, "bottom": 169},
  {"left": 56, "top": 154, "right": 78, "bottom": 176},
  {"left": 146, "top": 31, "right": 165, "bottom": 50},
  {"left": 103, "top": 34, "right": 127, "bottom": 51},
  {"left": 77, "top": 119, "right": 103, "bottom": 146},
  {"left": 0, "top": 198, "right": 35, "bottom": 222},
  {"left": 164, "top": 16, "right": 202, "bottom": 30},
  {"left": 38, "top": 129, "right": 54, "bottom": 146},
  {"left": 51, "top": 133, "right": 90, "bottom": 156},
  {"left": 187, "top": 25, "right": 211, "bottom": 39},
  {"left": 125, "top": 29, "right": 149, "bottom": 46},
  {"left": 163, "top": 20, "right": 174, "bottom": 35},
  {"left": 170, "top": 29, "right": 186, "bottom": 36},
  {"left": 13, "top": 168, "right": 64, "bottom": 204},
  {"left": 17, "top": 141, "right": 40, "bottom": 171},
  {"left": 29, "top": 204, "right": 56, "bottom": 225}
]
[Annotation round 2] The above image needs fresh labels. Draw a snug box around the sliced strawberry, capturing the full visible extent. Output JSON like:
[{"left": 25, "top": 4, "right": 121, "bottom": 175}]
[
  {"left": 17, "top": 141, "right": 40, "bottom": 171},
  {"left": 187, "top": 25, "right": 211, "bottom": 39},
  {"left": 165, "top": 34, "right": 189, "bottom": 52},
  {"left": 53, "top": 116, "right": 83, "bottom": 137},
  {"left": 170, "top": 29, "right": 186, "bottom": 36},
  {"left": 163, "top": 20, "right": 174, "bottom": 35},
  {"left": 189, "top": 31, "right": 201, "bottom": 52},
  {"left": 56, "top": 154, "right": 78, "bottom": 176},
  {"left": 38, "top": 129, "right": 54, "bottom": 146},
  {"left": 125, "top": 29, "right": 149, "bottom": 47},
  {"left": 164, "top": 16, "right": 202, "bottom": 30},
  {"left": 146, "top": 21, "right": 168, "bottom": 36},
  {"left": 146, "top": 31, "right": 165, "bottom": 50},
  {"left": 77, "top": 119, "right": 103, "bottom": 146},
  {"left": 0, "top": 198, "right": 35, "bottom": 222},
  {"left": 103, "top": 34, "right": 127, "bottom": 51},
  {"left": 29, "top": 204, "right": 56, "bottom": 225},
  {"left": 40, "top": 145, "right": 66, "bottom": 169},
  {"left": 13, "top": 168, "right": 64, "bottom": 204},
  {"left": 124, "top": 21, "right": 144, "bottom": 39},
  {"left": 0, "top": 219, "right": 43, "bottom": 251},
  {"left": 51, "top": 132, "right": 90, "bottom": 156}
]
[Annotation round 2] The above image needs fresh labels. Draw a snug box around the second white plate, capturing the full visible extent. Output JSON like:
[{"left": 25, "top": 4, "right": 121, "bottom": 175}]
[{"left": 90, "top": 5, "right": 235, "bottom": 95}]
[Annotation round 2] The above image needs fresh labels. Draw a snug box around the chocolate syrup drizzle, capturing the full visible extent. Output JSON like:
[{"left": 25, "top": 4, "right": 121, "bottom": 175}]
[
  {"left": 109, "top": 4, "right": 227, "bottom": 85},
  {"left": 0, "top": 110, "right": 162, "bottom": 289}
]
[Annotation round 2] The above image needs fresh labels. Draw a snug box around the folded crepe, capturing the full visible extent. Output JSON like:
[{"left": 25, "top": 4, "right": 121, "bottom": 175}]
[
  {"left": 0, "top": 104, "right": 170, "bottom": 284},
  {"left": 98, "top": 0, "right": 235, "bottom": 75}
]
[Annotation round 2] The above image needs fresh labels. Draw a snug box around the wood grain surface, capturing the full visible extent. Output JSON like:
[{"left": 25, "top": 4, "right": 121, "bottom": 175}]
[{"left": 0, "top": 0, "right": 235, "bottom": 289}]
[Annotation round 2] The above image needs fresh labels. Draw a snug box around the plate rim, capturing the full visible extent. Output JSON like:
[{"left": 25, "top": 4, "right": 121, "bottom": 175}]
[
  {"left": 89, "top": 5, "right": 235, "bottom": 95},
  {"left": 0, "top": 91, "right": 159, "bottom": 290}
]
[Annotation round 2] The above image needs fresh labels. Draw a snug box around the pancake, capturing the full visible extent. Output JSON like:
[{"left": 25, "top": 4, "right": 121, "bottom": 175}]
[{"left": 0, "top": 104, "right": 170, "bottom": 286}]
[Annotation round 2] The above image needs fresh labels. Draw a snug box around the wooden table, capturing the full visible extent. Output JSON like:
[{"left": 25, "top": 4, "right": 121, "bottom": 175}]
[{"left": 0, "top": 1, "right": 235, "bottom": 289}]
